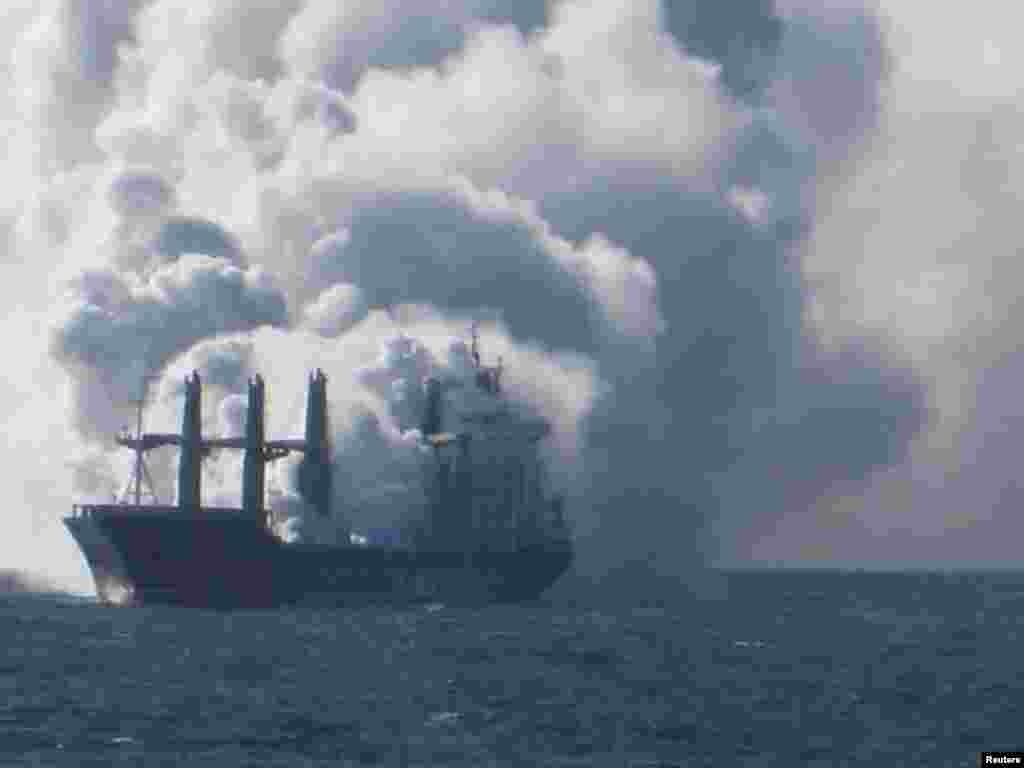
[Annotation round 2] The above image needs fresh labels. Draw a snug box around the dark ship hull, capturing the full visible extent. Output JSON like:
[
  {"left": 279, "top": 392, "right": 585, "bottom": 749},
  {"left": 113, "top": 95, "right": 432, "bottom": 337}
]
[{"left": 65, "top": 505, "right": 573, "bottom": 609}]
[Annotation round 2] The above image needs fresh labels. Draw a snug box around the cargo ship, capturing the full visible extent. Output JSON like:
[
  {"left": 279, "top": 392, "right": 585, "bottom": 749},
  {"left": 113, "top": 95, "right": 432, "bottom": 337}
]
[{"left": 64, "top": 330, "right": 573, "bottom": 608}]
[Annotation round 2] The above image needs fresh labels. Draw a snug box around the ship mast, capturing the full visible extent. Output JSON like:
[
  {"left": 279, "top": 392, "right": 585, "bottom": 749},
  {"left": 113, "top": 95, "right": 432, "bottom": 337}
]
[
  {"left": 119, "top": 371, "right": 161, "bottom": 505},
  {"left": 132, "top": 394, "right": 143, "bottom": 505},
  {"left": 471, "top": 320, "right": 480, "bottom": 368},
  {"left": 469, "top": 320, "right": 502, "bottom": 395}
]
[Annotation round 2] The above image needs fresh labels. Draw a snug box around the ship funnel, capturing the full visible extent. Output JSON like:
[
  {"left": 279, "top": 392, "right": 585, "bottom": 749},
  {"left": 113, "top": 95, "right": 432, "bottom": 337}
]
[
  {"left": 242, "top": 375, "right": 266, "bottom": 519},
  {"left": 177, "top": 371, "right": 202, "bottom": 510},
  {"left": 298, "top": 369, "right": 331, "bottom": 517}
]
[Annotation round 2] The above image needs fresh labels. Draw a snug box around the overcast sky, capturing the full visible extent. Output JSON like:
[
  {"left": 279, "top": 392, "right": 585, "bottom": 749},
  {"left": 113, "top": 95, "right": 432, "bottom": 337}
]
[{"left": 0, "top": 0, "right": 1018, "bottom": 592}]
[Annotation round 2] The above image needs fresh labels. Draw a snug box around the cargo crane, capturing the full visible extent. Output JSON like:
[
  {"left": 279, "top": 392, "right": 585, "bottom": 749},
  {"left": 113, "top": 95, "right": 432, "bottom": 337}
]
[{"left": 113, "top": 370, "right": 332, "bottom": 521}]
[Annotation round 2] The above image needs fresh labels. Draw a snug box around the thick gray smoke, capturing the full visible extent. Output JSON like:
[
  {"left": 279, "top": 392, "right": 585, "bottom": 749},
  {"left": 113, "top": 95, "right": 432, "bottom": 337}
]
[
  {"left": 5, "top": 0, "right": 1004, "bottom": 593},
  {"left": 51, "top": 255, "right": 286, "bottom": 440}
]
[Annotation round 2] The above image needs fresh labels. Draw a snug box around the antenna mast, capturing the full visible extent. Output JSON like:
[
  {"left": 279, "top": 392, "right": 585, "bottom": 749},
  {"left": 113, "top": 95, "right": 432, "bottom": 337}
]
[{"left": 119, "top": 371, "right": 161, "bottom": 506}]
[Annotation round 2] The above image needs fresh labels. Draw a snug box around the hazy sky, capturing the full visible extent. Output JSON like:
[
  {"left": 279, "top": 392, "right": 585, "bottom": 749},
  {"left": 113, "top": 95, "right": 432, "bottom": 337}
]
[{"left": 0, "top": 0, "right": 1018, "bottom": 592}]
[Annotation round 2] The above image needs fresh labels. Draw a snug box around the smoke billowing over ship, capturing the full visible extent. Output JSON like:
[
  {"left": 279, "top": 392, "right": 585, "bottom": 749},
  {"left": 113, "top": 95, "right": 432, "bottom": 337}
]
[
  {"left": 10, "top": 0, "right": 999, "bottom": 592},
  {"left": 65, "top": 327, "right": 573, "bottom": 608}
]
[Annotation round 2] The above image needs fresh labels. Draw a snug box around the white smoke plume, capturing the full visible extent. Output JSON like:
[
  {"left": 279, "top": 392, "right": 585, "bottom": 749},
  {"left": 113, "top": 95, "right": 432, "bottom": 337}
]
[
  {"left": 4, "top": 0, "right": 992, "bottom": 594},
  {"left": 259, "top": 316, "right": 597, "bottom": 544},
  {"left": 50, "top": 253, "right": 287, "bottom": 440}
]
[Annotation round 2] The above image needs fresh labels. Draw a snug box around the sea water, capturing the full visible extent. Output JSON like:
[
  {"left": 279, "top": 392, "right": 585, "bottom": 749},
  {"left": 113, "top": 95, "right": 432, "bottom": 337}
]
[{"left": 1, "top": 570, "right": 1021, "bottom": 766}]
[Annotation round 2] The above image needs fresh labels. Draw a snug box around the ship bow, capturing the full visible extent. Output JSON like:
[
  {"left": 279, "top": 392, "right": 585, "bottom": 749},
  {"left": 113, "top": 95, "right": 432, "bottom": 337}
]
[{"left": 63, "top": 515, "right": 135, "bottom": 605}]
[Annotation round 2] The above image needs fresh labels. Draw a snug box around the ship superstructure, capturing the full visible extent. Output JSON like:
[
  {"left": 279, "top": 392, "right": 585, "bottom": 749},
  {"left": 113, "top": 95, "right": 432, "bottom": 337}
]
[
  {"left": 64, "top": 330, "right": 572, "bottom": 608},
  {"left": 412, "top": 329, "right": 567, "bottom": 554}
]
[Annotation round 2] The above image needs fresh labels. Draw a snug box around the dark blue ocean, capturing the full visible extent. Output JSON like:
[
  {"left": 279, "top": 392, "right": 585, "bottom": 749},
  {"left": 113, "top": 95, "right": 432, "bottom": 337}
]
[{"left": 2, "top": 570, "right": 1020, "bottom": 766}]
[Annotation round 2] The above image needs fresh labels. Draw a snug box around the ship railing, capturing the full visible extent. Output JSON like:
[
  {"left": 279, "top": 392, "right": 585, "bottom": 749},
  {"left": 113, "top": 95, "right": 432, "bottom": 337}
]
[
  {"left": 71, "top": 504, "right": 111, "bottom": 518},
  {"left": 69, "top": 503, "right": 264, "bottom": 520}
]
